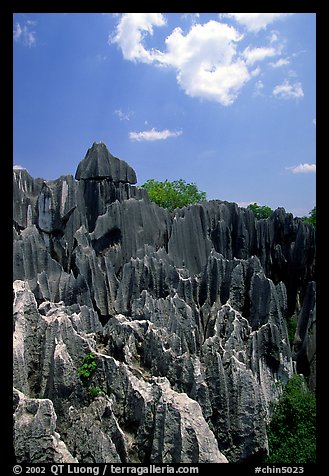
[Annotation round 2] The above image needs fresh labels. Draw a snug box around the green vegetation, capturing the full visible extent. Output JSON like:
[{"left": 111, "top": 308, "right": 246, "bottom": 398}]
[
  {"left": 141, "top": 179, "right": 206, "bottom": 211},
  {"left": 77, "top": 352, "right": 106, "bottom": 398},
  {"left": 286, "top": 316, "right": 297, "bottom": 346},
  {"left": 247, "top": 203, "right": 316, "bottom": 231},
  {"left": 88, "top": 386, "right": 106, "bottom": 398},
  {"left": 77, "top": 352, "right": 97, "bottom": 387},
  {"left": 301, "top": 206, "right": 316, "bottom": 230},
  {"left": 266, "top": 374, "right": 316, "bottom": 463},
  {"left": 247, "top": 202, "right": 273, "bottom": 219}
]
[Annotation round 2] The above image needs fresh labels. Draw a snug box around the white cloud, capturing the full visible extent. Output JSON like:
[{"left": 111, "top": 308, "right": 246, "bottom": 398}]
[
  {"left": 129, "top": 128, "right": 182, "bottom": 141},
  {"left": 13, "top": 21, "right": 36, "bottom": 47},
  {"left": 114, "top": 109, "right": 134, "bottom": 121},
  {"left": 181, "top": 13, "right": 200, "bottom": 24},
  {"left": 109, "top": 13, "right": 166, "bottom": 63},
  {"left": 162, "top": 21, "right": 250, "bottom": 106},
  {"left": 237, "top": 201, "right": 257, "bottom": 208},
  {"left": 102, "top": 13, "right": 120, "bottom": 17},
  {"left": 286, "top": 163, "right": 316, "bottom": 174},
  {"left": 223, "top": 13, "right": 293, "bottom": 33},
  {"left": 243, "top": 46, "right": 277, "bottom": 65},
  {"left": 251, "top": 67, "right": 261, "bottom": 77},
  {"left": 111, "top": 15, "right": 250, "bottom": 106},
  {"left": 269, "top": 58, "right": 290, "bottom": 68},
  {"left": 273, "top": 80, "right": 304, "bottom": 99},
  {"left": 111, "top": 14, "right": 297, "bottom": 106},
  {"left": 269, "top": 31, "right": 279, "bottom": 43},
  {"left": 253, "top": 80, "right": 264, "bottom": 96},
  {"left": 313, "top": 118, "right": 316, "bottom": 126}
]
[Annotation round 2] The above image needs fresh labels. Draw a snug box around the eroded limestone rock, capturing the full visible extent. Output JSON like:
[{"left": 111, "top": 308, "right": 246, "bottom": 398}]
[{"left": 12, "top": 142, "right": 315, "bottom": 463}]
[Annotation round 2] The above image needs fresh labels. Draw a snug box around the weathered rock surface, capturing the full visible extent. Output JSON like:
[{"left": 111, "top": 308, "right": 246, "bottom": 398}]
[
  {"left": 292, "top": 281, "right": 316, "bottom": 391},
  {"left": 13, "top": 142, "right": 316, "bottom": 463},
  {"left": 13, "top": 388, "right": 77, "bottom": 463},
  {"left": 75, "top": 142, "right": 137, "bottom": 183}
]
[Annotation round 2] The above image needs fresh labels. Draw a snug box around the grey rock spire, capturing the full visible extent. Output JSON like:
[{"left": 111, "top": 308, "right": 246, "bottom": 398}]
[{"left": 75, "top": 142, "right": 137, "bottom": 184}]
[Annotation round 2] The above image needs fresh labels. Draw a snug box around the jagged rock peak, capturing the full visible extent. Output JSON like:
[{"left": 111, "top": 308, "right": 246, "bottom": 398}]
[{"left": 75, "top": 142, "right": 137, "bottom": 184}]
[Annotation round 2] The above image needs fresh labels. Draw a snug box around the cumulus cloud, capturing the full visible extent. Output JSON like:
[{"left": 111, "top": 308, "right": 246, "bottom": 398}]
[
  {"left": 162, "top": 21, "right": 250, "bottom": 106},
  {"left": 269, "top": 58, "right": 290, "bottom": 68},
  {"left": 251, "top": 67, "right": 261, "bottom": 77},
  {"left": 273, "top": 80, "right": 304, "bottom": 99},
  {"left": 286, "top": 163, "right": 316, "bottom": 174},
  {"left": 109, "top": 13, "right": 166, "bottom": 63},
  {"left": 112, "top": 15, "right": 251, "bottom": 106},
  {"left": 222, "top": 13, "right": 293, "bottom": 33},
  {"left": 13, "top": 21, "right": 37, "bottom": 47},
  {"left": 111, "top": 14, "right": 298, "bottom": 106},
  {"left": 129, "top": 128, "right": 182, "bottom": 141},
  {"left": 243, "top": 46, "right": 278, "bottom": 65}
]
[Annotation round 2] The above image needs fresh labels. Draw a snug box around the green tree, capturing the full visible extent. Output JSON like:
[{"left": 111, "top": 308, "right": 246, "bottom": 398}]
[
  {"left": 141, "top": 179, "right": 206, "bottom": 211},
  {"left": 77, "top": 352, "right": 97, "bottom": 387},
  {"left": 247, "top": 203, "right": 273, "bottom": 219},
  {"left": 267, "top": 374, "right": 316, "bottom": 463},
  {"left": 301, "top": 206, "right": 316, "bottom": 229},
  {"left": 77, "top": 353, "right": 107, "bottom": 399}
]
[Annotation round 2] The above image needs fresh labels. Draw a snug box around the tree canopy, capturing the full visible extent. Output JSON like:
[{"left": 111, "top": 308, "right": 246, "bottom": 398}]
[
  {"left": 266, "top": 374, "right": 316, "bottom": 463},
  {"left": 301, "top": 206, "right": 316, "bottom": 229},
  {"left": 142, "top": 179, "right": 206, "bottom": 211},
  {"left": 247, "top": 202, "right": 273, "bottom": 219},
  {"left": 247, "top": 203, "right": 316, "bottom": 230}
]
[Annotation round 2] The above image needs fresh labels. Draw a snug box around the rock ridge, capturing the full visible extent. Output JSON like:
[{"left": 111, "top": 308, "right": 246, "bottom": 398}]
[
  {"left": 75, "top": 142, "right": 137, "bottom": 184},
  {"left": 13, "top": 142, "right": 316, "bottom": 463}
]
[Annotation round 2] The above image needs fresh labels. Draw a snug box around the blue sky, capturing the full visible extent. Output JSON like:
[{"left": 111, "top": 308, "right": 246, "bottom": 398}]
[{"left": 13, "top": 13, "right": 316, "bottom": 217}]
